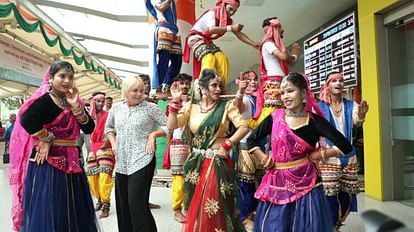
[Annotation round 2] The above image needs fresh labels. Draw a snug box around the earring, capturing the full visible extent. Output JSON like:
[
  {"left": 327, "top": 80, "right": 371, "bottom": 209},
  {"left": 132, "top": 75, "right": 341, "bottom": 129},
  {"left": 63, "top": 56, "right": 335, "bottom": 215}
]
[
  {"left": 48, "top": 80, "right": 52, "bottom": 90},
  {"left": 302, "top": 90, "right": 307, "bottom": 103},
  {"left": 201, "top": 89, "right": 207, "bottom": 98}
]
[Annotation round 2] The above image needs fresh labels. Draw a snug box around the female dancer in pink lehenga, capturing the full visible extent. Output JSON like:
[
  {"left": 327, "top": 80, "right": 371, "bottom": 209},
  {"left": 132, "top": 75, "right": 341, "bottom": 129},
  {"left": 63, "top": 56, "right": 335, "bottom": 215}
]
[{"left": 9, "top": 61, "right": 99, "bottom": 232}]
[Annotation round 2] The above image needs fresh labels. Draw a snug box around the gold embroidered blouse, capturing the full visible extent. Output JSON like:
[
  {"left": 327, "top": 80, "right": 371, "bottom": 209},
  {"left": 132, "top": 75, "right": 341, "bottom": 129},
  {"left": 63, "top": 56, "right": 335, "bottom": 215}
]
[{"left": 176, "top": 100, "right": 247, "bottom": 139}]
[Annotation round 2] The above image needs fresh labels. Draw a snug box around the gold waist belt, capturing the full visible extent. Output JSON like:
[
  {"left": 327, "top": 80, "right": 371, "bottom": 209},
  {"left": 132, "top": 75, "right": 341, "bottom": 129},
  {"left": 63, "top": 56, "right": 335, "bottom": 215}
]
[
  {"left": 53, "top": 139, "right": 77, "bottom": 147},
  {"left": 274, "top": 156, "right": 310, "bottom": 169}
]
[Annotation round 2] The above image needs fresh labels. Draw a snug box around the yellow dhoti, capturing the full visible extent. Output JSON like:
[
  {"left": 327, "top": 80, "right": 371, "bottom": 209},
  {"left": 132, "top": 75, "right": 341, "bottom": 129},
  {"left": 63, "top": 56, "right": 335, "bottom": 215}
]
[
  {"left": 200, "top": 51, "right": 229, "bottom": 85},
  {"left": 169, "top": 143, "right": 188, "bottom": 210},
  {"left": 171, "top": 175, "right": 185, "bottom": 210},
  {"left": 188, "top": 34, "right": 229, "bottom": 85},
  {"left": 88, "top": 172, "right": 113, "bottom": 204},
  {"left": 86, "top": 148, "right": 115, "bottom": 207}
]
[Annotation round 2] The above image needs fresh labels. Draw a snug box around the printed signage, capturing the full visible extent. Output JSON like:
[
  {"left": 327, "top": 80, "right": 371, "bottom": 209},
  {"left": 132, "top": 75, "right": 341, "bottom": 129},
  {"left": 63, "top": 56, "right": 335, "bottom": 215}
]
[
  {"left": 304, "top": 13, "right": 357, "bottom": 92},
  {"left": 0, "top": 34, "right": 51, "bottom": 86}
]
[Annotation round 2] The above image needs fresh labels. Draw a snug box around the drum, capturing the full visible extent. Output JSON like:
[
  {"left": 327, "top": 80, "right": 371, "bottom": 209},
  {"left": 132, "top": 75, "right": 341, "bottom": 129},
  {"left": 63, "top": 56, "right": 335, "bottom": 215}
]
[
  {"left": 170, "top": 144, "right": 189, "bottom": 175},
  {"left": 264, "top": 79, "right": 283, "bottom": 107}
]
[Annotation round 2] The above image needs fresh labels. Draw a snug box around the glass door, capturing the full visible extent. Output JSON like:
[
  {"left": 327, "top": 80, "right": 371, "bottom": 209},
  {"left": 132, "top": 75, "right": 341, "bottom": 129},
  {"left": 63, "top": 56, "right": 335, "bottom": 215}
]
[{"left": 388, "top": 20, "right": 414, "bottom": 206}]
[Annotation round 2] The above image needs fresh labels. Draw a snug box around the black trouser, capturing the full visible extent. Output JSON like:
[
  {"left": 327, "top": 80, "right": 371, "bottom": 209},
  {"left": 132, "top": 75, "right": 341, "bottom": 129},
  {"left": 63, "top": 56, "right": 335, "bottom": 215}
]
[{"left": 115, "top": 158, "right": 157, "bottom": 232}]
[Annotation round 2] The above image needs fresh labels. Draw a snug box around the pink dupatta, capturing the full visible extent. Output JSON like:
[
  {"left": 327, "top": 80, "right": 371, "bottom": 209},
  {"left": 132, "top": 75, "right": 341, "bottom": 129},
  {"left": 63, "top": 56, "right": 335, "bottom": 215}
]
[
  {"left": 8, "top": 68, "right": 51, "bottom": 231},
  {"left": 254, "top": 109, "right": 317, "bottom": 204}
]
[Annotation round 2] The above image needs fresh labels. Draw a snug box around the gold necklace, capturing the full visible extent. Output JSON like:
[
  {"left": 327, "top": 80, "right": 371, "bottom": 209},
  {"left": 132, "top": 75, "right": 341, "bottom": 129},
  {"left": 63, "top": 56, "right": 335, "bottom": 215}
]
[
  {"left": 198, "top": 101, "right": 217, "bottom": 113},
  {"left": 331, "top": 103, "right": 342, "bottom": 113},
  {"left": 49, "top": 90, "right": 69, "bottom": 109}
]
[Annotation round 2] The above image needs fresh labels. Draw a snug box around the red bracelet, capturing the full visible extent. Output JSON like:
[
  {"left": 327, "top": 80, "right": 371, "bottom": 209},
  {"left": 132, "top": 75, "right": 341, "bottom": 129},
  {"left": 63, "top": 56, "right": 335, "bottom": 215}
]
[
  {"left": 221, "top": 139, "right": 232, "bottom": 151},
  {"left": 170, "top": 100, "right": 181, "bottom": 108},
  {"left": 169, "top": 101, "right": 181, "bottom": 109},
  {"left": 168, "top": 105, "right": 179, "bottom": 114}
]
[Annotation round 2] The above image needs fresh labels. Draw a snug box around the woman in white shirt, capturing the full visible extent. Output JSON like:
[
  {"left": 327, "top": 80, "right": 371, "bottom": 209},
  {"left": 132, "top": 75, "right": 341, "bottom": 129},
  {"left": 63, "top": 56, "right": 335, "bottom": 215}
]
[{"left": 105, "top": 76, "right": 168, "bottom": 232}]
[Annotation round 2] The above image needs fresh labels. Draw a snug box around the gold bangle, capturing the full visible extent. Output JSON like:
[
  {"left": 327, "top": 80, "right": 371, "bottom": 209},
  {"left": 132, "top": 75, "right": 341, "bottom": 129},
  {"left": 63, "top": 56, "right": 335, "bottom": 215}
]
[
  {"left": 40, "top": 132, "right": 55, "bottom": 143},
  {"left": 78, "top": 115, "right": 89, "bottom": 125},
  {"left": 248, "top": 146, "right": 261, "bottom": 153},
  {"left": 32, "top": 128, "right": 48, "bottom": 139},
  {"left": 259, "top": 155, "right": 269, "bottom": 166},
  {"left": 72, "top": 104, "right": 81, "bottom": 112},
  {"left": 320, "top": 147, "right": 326, "bottom": 162},
  {"left": 72, "top": 103, "right": 80, "bottom": 109},
  {"left": 264, "top": 156, "right": 274, "bottom": 169}
]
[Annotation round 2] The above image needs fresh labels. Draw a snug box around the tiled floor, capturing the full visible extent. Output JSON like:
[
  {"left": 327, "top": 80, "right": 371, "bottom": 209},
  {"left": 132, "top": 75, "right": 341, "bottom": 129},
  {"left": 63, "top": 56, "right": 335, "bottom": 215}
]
[{"left": 1, "top": 165, "right": 414, "bottom": 231}]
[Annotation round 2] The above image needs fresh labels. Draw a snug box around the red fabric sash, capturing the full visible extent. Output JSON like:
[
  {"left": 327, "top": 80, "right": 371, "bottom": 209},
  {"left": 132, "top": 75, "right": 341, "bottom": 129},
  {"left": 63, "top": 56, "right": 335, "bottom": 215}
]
[{"left": 89, "top": 111, "right": 109, "bottom": 152}]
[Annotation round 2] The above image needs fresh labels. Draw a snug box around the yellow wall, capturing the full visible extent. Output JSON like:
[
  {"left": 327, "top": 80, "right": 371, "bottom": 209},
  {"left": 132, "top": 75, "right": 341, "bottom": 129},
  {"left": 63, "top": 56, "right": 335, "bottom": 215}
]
[{"left": 357, "top": 0, "right": 399, "bottom": 200}]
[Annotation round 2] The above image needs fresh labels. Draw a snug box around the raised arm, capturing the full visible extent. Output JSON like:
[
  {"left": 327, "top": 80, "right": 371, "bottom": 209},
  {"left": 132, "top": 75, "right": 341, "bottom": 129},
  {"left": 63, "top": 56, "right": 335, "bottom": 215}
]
[
  {"left": 233, "top": 29, "right": 260, "bottom": 49},
  {"left": 268, "top": 42, "right": 299, "bottom": 63},
  {"left": 167, "top": 82, "right": 182, "bottom": 130},
  {"left": 232, "top": 73, "right": 248, "bottom": 113},
  {"left": 167, "top": 82, "right": 191, "bottom": 130},
  {"left": 286, "top": 43, "right": 300, "bottom": 65},
  {"left": 352, "top": 100, "right": 369, "bottom": 127},
  {"left": 153, "top": 0, "right": 172, "bottom": 12}
]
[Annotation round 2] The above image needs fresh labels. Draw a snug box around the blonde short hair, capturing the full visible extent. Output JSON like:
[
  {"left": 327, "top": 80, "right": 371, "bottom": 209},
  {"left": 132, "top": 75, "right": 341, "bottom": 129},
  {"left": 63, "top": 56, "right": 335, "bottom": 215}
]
[{"left": 121, "top": 76, "right": 145, "bottom": 100}]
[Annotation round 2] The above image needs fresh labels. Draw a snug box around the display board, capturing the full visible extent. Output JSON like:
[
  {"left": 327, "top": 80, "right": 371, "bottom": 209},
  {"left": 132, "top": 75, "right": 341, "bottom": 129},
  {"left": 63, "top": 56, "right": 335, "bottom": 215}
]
[
  {"left": 0, "top": 34, "right": 50, "bottom": 86},
  {"left": 304, "top": 13, "right": 357, "bottom": 92}
]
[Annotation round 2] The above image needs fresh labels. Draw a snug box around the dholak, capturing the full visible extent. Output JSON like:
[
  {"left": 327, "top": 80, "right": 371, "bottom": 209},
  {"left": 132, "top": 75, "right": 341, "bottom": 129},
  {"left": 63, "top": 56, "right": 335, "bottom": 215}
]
[{"left": 170, "top": 144, "right": 189, "bottom": 174}]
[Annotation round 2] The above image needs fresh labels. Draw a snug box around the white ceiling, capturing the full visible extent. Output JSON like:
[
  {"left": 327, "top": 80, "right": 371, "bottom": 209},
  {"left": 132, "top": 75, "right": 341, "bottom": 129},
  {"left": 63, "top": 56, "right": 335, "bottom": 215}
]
[
  {"left": 0, "top": 0, "right": 124, "bottom": 100},
  {"left": 35, "top": 0, "right": 151, "bottom": 78},
  {"left": 0, "top": 0, "right": 357, "bottom": 99}
]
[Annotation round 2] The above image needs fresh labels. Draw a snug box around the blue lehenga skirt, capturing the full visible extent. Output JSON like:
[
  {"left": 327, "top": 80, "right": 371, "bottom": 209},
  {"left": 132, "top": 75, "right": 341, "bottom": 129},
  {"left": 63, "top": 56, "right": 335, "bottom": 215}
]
[
  {"left": 254, "top": 185, "right": 334, "bottom": 232},
  {"left": 21, "top": 161, "right": 99, "bottom": 232}
]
